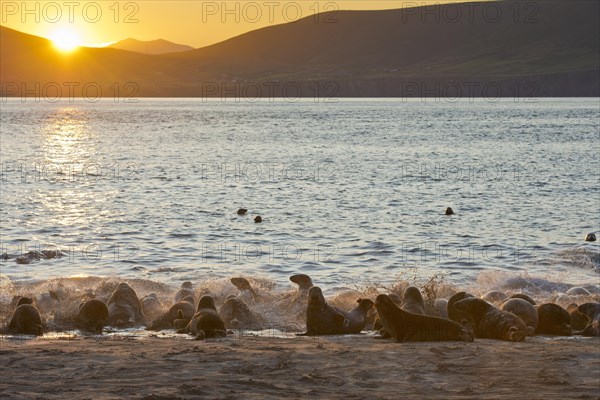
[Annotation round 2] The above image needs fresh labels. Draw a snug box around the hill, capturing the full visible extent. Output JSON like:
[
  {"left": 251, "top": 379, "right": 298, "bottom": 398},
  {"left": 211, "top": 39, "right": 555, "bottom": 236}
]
[
  {"left": 1, "top": 1, "right": 598, "bottom": 97},
  {"left": 108, "top": 38, "right": 195, "bottom": 55}
]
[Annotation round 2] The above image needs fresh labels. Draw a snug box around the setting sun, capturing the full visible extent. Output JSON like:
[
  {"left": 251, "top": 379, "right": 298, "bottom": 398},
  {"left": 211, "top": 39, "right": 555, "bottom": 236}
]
[{"left": 51, "top": 28, "right": 80, "bottom": 52}]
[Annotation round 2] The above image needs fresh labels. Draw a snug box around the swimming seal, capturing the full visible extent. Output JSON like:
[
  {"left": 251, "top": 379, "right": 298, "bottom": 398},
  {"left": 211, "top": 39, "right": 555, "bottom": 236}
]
[
  {"left": 585, "top": 233, "right": 596, "bottom": 242},
  {"left": 578, "top": 302, "right": 600, "bottom": 336},
  {"left": 375, "top": 294, "right": 473, "bottom": 342},
  {"left": 536, "top": 303, "right": 572, "bottom": 335},
  {"left": 177, "top": 295, "right": 227, "bottom": 339},
  {"left": 78, "top": 299, "right": 109, "bottom": 333},
  {"left": 445, "top": 207, "right": 454, "bottom": 215},
  {"left": 501, "top": 298, "right": 538, "bottom": 336},
  {"left": 237, "top": 208, "right": 248, "bottom": 215},
  {"left": 454, "top": 297, "right": 527, "bottom": 341},
  {"left": 107, "top": 282, "right": 145, "bottom": 327}
]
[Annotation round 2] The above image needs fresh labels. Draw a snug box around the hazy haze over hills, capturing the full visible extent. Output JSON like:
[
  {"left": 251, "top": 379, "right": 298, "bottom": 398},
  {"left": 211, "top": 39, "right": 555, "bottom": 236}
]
[
  {"left": 1, "top": 1, "right": 598, "bottom": 97},
  {"left": 108, "top": 38, "right": 195, "bottom": 55}
]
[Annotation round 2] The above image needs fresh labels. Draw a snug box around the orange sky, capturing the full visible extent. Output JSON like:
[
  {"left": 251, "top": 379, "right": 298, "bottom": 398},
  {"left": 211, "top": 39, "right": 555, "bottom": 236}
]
[{"left": 1, "top": 1, "right": 481, "bottom": 48}]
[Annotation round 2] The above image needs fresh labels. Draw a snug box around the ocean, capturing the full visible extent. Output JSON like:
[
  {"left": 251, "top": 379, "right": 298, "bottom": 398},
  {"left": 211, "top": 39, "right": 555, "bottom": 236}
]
[{"left": 0, "top": 98, "right": 598, "bottom": 301}]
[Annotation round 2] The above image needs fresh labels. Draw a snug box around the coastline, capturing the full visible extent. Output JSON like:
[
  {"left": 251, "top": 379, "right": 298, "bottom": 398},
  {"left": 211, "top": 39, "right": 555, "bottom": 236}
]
[{"left": 1, "top": 334, "right": 598, "bottom": 399}]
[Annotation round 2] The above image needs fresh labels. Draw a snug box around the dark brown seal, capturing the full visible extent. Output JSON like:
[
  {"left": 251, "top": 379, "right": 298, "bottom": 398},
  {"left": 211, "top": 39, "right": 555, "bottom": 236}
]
[
  {"left": 536, "top": 303, "right": 572, "bottom": 335},
  {"left": 578, "top": 302, "right": 600, "bottom": 336},
  {"left": 219, "top": 296, "right": 265, "bottom": 330},
  {"left": 567, "top": 303, "right": 589, "bottom": 331},
  {"left": 147, "top": 301, "right": 195, "bottom": 331},
  {"left": 298, "top": 286, "right": 370, "bottom": 336},
  {"left": 177, "top": 295, "right": 227, "bottom": 339},
  {"left": 401, "top": 286, "right": 425, "bottom": 314},
  {"left": 447, "top": 292, "right": 475, "bottom": 330},
  {"left": 375, "top": 294, "right": 473, "bottom": 342},
  {"left": 445, "top": 207, "right": 454, "bottom": 215},
  {"left": 107, "top": 282, "right": 145, "bottom": 327},
  {"left": 78, "top": 299, "right": 109, "bottom": 333},
  {"left": 6, "top": 304, "right": 44, "bottom": 335},
  {"left": 454, "top": 297, "right": 527, "bottom": 341}
]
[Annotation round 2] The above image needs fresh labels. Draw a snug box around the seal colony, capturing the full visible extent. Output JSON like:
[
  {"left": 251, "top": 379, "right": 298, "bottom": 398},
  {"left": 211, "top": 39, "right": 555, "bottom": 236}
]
[{"left": 2, "top": 274, "right": 599, "bottom": 344}]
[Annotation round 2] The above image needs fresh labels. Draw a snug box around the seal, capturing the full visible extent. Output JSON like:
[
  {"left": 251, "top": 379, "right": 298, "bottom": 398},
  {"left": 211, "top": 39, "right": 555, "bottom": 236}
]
[
  {"left": 373, "top": 293, "right": 401, "bottom": 335},
  {"left": 254, "top": 216, "right": 262, "bottom": 223},
  {"left": 535, "top": 303, "right": 571, "bottom": 335},
  {"left": 554, "top": 294, "right": 574, "bottom": 309},
  {"left": 401, "top": 286, "right": 425, "bottom": 314},
  {"left": 481, "top": 291, "right": 508, "bottom": 306},
  {"left": 433, "top": 299, "right": 449, "bottom": 319},
  {"left": 177, "top": 295, "right": 227, "bottom": 339},
  {"left": 173, "top": 310, "right": 189, "bottom": 330},
  {"left": 297, "top": 286, "right": 350, "bottom": 336},
  {"left": 6, "top": 304, "right": 44, "bottom": 335},
  {"left": 230, "top": 277, "right": 258, "bottom": 299},
  {"left": 375, "top": 294, "right": 473, "bottom": 342},
  {"left": 345, "top": 298, "right": 375, "bottom": 334},
  {"left": 78, "top": 299, "right": 109, "bottom": 333},
  {"left": 107, "top": 282, "right": 145, "bottom": 327},
  {"left": 585, "top": 233, "right": 596, "bottom": 242},
  {"left": 237, "top": 208, "right": 248, "bottom": 215},
  {"left": 501, "top": 298, "right": 538, "bottom": 336},
  {"left": 454, "top": 297, "right": 527, "bottom": 341},
  {"left": 147, "top": 301, "right": 195, "bottom": 331},
  {"left": 289, "top": 274, "right": 314, "bottom": 293},
  {"left": 566, "top": 287, "right": 591, "bottom": 296},
  {"left": 567, "top": 303, "right": 589, "bottom": 331},
  {"left": 447, "top": 292, "right": 475, "bottom": 330},
  {"left": 578, "top": 302, "right": 600, "bottom": 336},
  {"left": 140, "top": 293, "right": 163, "bottom": 323},
  {"left": 219, "top": 296, "right": 265, "bottom": 330},
  {"left": 445, "top": 207, "right": 454, "bottom": 215},
  {"left": 15, "top": 296, "right": 34, "bottom": 307},
  {"left": 174, "top": 281, "right": 195, "bottom": 304},
  {"left": 510, "top": 293, "right": 536, "bottom": 305}
]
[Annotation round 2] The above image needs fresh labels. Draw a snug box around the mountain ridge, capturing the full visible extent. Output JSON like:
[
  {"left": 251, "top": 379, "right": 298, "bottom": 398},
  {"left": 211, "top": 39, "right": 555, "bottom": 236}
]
[{"left": 1, "top": 1, "right": 598, "bottom": 97}]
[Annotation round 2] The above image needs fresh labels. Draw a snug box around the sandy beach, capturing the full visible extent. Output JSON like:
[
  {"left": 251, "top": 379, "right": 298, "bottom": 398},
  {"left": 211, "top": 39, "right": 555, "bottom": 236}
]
[{"left": 1, "top": 334, "right": 599, "bottom": 400}]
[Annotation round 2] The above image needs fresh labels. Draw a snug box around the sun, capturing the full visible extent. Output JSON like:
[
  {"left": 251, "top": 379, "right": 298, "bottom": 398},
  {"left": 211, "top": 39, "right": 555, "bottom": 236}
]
[{"left": 51, "top": 28, "right": 80, "bottom": 52}]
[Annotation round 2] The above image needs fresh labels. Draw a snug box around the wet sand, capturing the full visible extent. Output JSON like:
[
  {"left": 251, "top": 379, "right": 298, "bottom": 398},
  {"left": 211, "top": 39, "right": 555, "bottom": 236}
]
[{"left": 1, "top": 335, "right": 599, "bottom": 399}]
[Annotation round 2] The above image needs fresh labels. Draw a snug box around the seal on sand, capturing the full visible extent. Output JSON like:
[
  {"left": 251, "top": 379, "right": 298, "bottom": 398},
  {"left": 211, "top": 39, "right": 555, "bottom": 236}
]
[
  {"left": 345, "top": 298, "right": 375, "bottom": 334},
  {"left": 454, "top": 297, "right": 527, "bottom": 341},
  {"left": 6, "top": 304, "right": 44, "bottom": 335},
  {"left": 401, "top": 286, "right": 425, "bottom": 315},
  {"left": 501, "top": 298, "right": 538, "bottom": 336},
  {"left": 147, "top": 301, "right": 195, "bottom": 331},
  {"left": 107, "top": 282, "right": 145, "bottom": 328},
  {"left": 447, "top": 292, "right": 475, "bottom": 330},
  {"left": 140, "top": 293, "right": 163, "bottom": 323},
  {"left": 536, "top": 303, "right": 572, "bottom": 335},
  {"left": 297, "top": 286, "right": 348, "bottom": 336},
  {"left": 174, "top": 282, "right": 195, "bottom": 304},
  {"left": 375, "top": 294, "right": 473, "bottom": 342},
  {"left": 219, "top": 296, "right": 265, "bottom": 330},
  {"left": 509, "top": 293, "right": 536, "bottom": 305},
  {"left": 481, "top": 291, "right": 508, "bottom": 306},
  {"left": 578, "top": 302, "right": 600, "bottom": 336},
  {"left": 177, "top": 295, "right": 227, "bottom": 339},
  {"left": 78, "top": 299, "right": 109, "bottom": 333},
  {"left": 434, "top": 299, "right": 449, "bottom": 319},
  {"left": 567, "top": 303, "right": 589, "bottom": 331}
]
